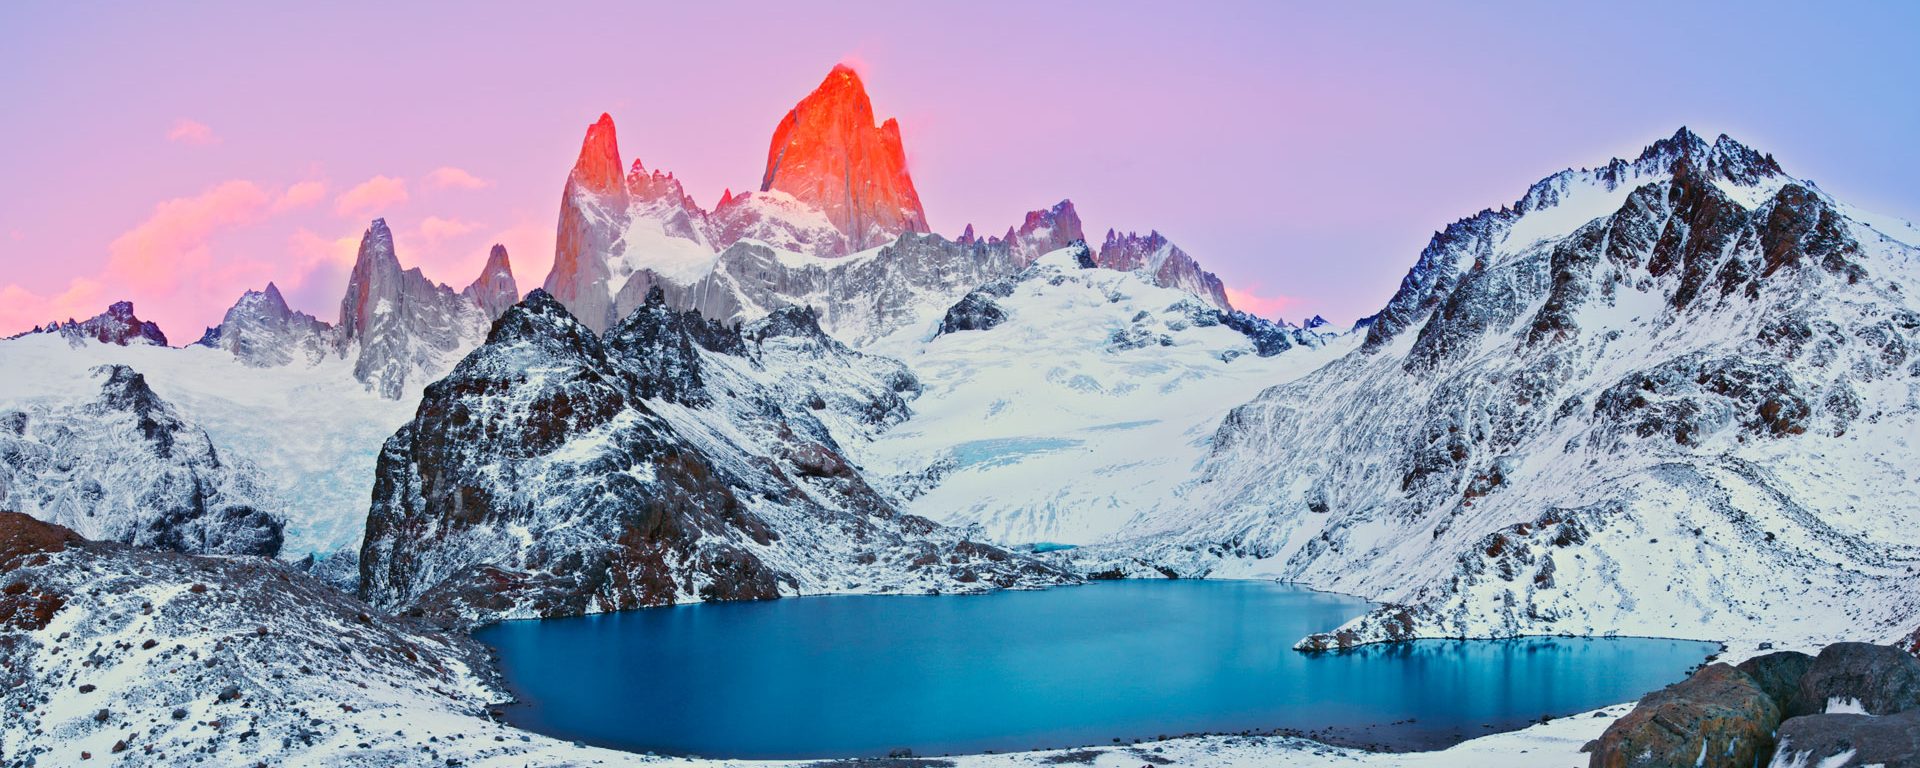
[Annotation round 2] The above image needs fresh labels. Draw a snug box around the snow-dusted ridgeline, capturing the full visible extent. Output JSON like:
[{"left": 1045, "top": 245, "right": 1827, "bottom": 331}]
[{"left": 1087, "top": 129, "right": 1920, "bottom": 652}]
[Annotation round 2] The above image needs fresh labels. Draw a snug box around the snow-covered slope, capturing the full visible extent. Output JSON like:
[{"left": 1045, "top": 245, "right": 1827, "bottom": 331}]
[
  {"left": 857, "top": 246, "right": 1354, "bottom": 546},
  {"left": 359, "top": 289, "right": 1072, "bottom": 625},
  {"left": 1095, "top": 128, "right": 1920, "bottom": 651},
  {"left": 0, "top": 333, "right": 418, "bottom": 557},
  {"left": 0, "top": 364, "right": 283, "bottom": 556}
]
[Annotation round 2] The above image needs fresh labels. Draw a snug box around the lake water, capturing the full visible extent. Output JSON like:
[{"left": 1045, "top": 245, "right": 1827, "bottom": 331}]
[{"left": 475, "top": 580, "right": 1713, "bottom": 758}]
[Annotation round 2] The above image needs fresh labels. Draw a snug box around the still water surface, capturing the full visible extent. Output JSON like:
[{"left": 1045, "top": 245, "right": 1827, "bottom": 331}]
[{"left": 475, "top": 580, "right": 1712, "bottom": 758}]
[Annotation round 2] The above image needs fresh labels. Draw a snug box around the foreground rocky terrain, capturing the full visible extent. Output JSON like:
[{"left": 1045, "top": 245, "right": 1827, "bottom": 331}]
[{"left": 1589, "top": 642, "right": 1920, "bottom": 767}]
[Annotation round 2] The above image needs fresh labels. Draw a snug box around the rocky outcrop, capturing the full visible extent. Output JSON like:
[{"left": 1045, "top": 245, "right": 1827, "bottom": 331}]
[
  {"left": 10, "top": 301, "right": 168, "bottom": 347},
  {"left": 338, "top": 219, "right": 494, "bottom": 399},
  {"left": 1589, "top": 643, "right": 1920, "bottom": 768},
  {"left": 192, "top": 283, "right": 337, "bottom": 367},
  {"left": 759, "top": 64, "right": 928, "bottom": 253},
  {"left": 0, "top": 365, "right": 283, "bottom": 556},
  {"left": 359, "top": 290, "right": 1068, "bottom": 625},
  {"left": 1787, "top": 642, "right": 1920, "bottom": 718},
  {"left": 937, "top": 288, "right": 1011, "bottom": 335},
  {"left": 1771, "top": 709, "right": 1920, "bottom": 767},
  {"left": 1096, "top": 230, "right": 1233, "bottom": 310},
  {"left": 461, "top": 244, "right": 520, "bottom": 321},
  {"left": 1586, "top": 663, "right": 1780, "bottom": 768}
]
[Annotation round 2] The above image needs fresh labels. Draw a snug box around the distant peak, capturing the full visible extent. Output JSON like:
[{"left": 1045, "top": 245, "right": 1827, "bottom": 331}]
[{"left": 571, "top": 113, "right": 625, "bottom": 197}]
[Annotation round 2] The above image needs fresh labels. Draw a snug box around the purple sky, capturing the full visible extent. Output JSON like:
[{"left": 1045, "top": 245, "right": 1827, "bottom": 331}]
[{"left": 2, "top": 1, "right": 1916, "bottom": 337}]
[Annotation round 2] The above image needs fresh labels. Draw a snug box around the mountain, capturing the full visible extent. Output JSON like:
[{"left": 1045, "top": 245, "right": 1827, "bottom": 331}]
[
  {"left": 192, "top": 282, "right": 335, "bottom": 367},
  {"left": 1090, "top": 129, "right": 1920, "bottom": 652},
  {"left": 759, "top": 63, "right": 929, "bottom": 253},
  {"left": 856, "top": 244, "right": 1351, "bottom": 545},
  {"left": 1097, "top": 230, "right": 1234, "bottom": 310},
  {"left": 539, "top": 66, "right": 1243, "bottom": 342},
  {"left": 461, "top": 243, "right": 520, "bottom": 320},
  {"left": 8, "top": 301, "right": 168, "bottom": 347},
  {"left": 193, "top": 220, "right": 514, "bottom": 401},
  {"left": 359, "top": 289, "right": 1071, "bottom": 624},
  {"left": 338, "top": 219, "right": 497, "bottom": 400},
  {"left": 0, "top": 364, "right": 283, "bottom": 556}
]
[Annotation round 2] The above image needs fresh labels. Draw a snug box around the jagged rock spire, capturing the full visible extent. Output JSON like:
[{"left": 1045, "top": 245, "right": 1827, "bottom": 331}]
[{"left": 759, "top": 64, "right": 929, "bottom": 252}]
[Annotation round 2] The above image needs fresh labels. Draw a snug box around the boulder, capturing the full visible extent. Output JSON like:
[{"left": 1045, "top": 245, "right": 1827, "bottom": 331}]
[
  {"left": 1789, "top": 642, "right": 1920, "bottom": 717},
  {"left": 1769, "top": 709, "right": 1920, "bottom": 768},
  {"left": 1588, "top": 663, "right": 1779, "bottom": 768},
  {"left": 1739, "top": 650, "right": 1815, "bottom": 712}
]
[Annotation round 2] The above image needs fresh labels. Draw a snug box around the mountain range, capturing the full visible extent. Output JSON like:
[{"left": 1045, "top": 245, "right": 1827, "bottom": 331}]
[{"left": 3, "top": 63, "right": 1919, "bottom": 768}]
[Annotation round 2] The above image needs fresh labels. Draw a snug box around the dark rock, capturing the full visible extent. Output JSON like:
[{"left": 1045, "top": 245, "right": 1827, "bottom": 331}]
[
  {"left": 937, "top": 291, "right": 1007, "bottom": 335},
  {"left": 1772, "top": 709, "right": 1920, "bottom": 767},
  {"left": 1788, "top": 642, "right": 1920, "bottom": 718},
  {"left": 1586, "top": 663, "right": 1778, "bottom": 768},
  {"left": 1737, "top": 650, "right": 1814, "bottom": 713}
]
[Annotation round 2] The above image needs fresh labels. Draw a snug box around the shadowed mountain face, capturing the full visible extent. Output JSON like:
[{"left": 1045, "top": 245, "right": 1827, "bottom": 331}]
[
  {"left": 359, "top": 289, "right": 1071, "bottom": 625},
  {"left": 0, "top": 364, "right": 283, "bottom": 556}
]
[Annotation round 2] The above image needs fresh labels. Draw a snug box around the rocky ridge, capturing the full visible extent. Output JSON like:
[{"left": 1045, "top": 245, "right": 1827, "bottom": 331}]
[
  {"left": 358, "top": 289, "right": 1071, "bottom": 625},
  {"left": 0, "top": 365, "right": 283, "bottom": 556},
  {"left": 1087, "top": 129, "right": 1920, "bottom": 653}
]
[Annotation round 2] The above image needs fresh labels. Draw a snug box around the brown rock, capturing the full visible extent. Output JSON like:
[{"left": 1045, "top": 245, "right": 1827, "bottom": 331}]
[{"left": 1587, "top": 663, "right": 1779, "bottom": 768}]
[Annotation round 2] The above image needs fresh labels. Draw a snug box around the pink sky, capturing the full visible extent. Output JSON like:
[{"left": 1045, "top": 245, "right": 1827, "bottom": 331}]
[{"left": 2, "top": 1, "right": 1916, "bottom": 338}]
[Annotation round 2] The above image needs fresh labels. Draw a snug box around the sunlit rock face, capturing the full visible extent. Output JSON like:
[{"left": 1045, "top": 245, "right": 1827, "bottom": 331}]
[
  {"left": 545, "top": 114, "right": 630, "bottom": 333},
  {"left": 759, "top": 64, "right": 929, "bottom": 254}
]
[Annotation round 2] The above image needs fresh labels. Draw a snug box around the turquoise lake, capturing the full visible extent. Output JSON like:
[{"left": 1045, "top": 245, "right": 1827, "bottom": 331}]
[{"left": 474, "top": 580, "right": 1713, "bottom": 758}]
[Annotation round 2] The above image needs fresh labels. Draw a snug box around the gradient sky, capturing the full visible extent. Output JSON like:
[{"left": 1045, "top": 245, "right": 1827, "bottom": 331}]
[{"left": 2, "top": 1, "right": 1916, "bottom": 338}]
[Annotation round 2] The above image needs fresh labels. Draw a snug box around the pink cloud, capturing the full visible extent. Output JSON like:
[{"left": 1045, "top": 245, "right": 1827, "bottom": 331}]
[
  {"left": 334, "top": 175, "right": 408, "bottom": 218},
  {"left": 166, "top": 118, "right": 219, "bottom": 145},
  {"left": 427, "top": 167, "right": 492, "bottom": 190},
  {"left": 417, "top": 216, "right": 483, "bottom": 244},
  {"left": 273, "top": 180, "right": 328, "bottom": 212},
  {"left": 0, "top": 278, "right": 107, "bottom": 333},
  {"left": 1223, "top": 283, "right": 1301, "bottom": 319},
  {"left": 107, "top": 180, "right": 273, "bottom": 293}
]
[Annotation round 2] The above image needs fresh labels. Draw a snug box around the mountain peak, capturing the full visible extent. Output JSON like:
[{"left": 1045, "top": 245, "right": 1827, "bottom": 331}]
[
  {"left": 572, "top": 113, "right": 626, "bottom": 198},
  {"left": 464, "top": 244, "right": 520, "bottom": 320},
  {"left": 759, "top": 64, "right": 929, "bottom": 253}
]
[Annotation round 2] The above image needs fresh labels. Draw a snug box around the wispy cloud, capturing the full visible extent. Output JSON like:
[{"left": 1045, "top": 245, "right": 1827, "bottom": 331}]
[
  {"left": 334, "top": 176, "right": 408, "bottom": 218},
  {"left": 107, "top": 180, "right": 274, "bottom": 292},
  {"left": 427, "top": 167, "right": 492, "bottom": 190},
  {"left": 1222, "top": 283, "right": 1301, "bottom": 319},
  {"left": 273, "top": 180, "right": 328, "bottom": 212},
  {"left": 166, "top": 118, "right": 220, "bottom": 145},
  {"left": 417, "top": 216, "right": 483, "bottom": 244}
]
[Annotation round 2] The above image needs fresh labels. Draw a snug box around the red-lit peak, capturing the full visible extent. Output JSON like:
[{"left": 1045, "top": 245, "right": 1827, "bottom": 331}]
[{"left": 571, "top": 113, "right": 625, "bottom": 197}]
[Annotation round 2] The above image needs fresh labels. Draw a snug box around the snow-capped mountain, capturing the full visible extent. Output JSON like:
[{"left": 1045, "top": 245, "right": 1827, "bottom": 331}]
[
  {"left": 0, "top": 364, "right": 283, "bottom": 556},
  {"left": 359, "top": 289, "right": 1072, "bottom": 625},
  {"left": 540, "top": 65, "right": 1246, "bottom": 340},
  {"left": 337, "top": 219, "right": 499, "bottom": 399},
  {"left": 1093, "top": 128, "right": 1920, "bottom": 651},
  {"left": 854, "top": 245, "right": 1352, "bottom": 545},
  {"left": 192, "top": 282, "right": 334, "bottom": 367},
  {"left": 8, "top": 301, "right": 168, "bottom": 347},
  {"left": 1096, "top": 229, "right": 1233, "bottom": 311},
  {"left": 192, "top": 219, "right": 515, "bottom": 400}
]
